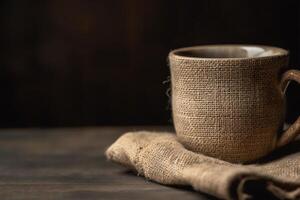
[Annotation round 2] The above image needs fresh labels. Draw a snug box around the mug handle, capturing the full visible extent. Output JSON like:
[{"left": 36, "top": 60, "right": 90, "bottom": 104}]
[{"left": 276, "top": 69, "right": 300, "bottom": 147}]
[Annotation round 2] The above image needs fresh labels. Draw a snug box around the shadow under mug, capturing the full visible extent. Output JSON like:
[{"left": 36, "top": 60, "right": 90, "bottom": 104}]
[{"left": 169, "top": 45, "right": 300, "bottom": 163}]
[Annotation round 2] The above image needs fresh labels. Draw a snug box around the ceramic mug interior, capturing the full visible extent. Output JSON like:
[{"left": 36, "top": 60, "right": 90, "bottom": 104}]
[{"left": 172, "top": 45, "right": 288, "bottom": 59}]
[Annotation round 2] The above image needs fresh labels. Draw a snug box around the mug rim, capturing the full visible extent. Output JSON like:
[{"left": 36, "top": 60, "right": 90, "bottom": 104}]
[{"left": 169, "top": 44, "right": 289, "bottom": 61}]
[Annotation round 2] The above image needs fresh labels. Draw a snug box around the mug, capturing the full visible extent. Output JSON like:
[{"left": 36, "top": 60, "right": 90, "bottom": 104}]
[{"left": 169, "top": 45, "right": 300, "bottom": 163}]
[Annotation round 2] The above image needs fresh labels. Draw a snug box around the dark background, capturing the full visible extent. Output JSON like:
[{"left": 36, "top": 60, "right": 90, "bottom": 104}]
[{"left": 1, "top": 0, "right": 300, "bottom": 127}]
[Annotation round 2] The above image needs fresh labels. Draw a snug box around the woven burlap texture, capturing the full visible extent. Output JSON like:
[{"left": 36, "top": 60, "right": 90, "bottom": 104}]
[
  {"left": 106, "top": 131, "right": 300, "bottom": 200},
  {"left": 169, "top": 50, "right": 289, "bottom": 163}
]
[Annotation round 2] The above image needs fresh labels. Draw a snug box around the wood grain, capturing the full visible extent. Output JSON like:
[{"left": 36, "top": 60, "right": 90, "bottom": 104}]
[
  {"left": 0, "top": 127, "right": 216, "bottom": 199},
  {"left": 1, "top": 0, "right": 300, "bottom": 127}
]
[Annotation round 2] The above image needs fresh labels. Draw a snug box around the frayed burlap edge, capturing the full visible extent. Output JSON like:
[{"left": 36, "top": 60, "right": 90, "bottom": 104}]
[{"left": 106, "top": 131, "right": 300, "bottom": 200}]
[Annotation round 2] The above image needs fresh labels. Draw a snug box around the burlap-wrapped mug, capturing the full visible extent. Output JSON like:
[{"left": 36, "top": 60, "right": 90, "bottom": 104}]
[{"left": 169, "top": 45, "right": 300, "bottom": 163}]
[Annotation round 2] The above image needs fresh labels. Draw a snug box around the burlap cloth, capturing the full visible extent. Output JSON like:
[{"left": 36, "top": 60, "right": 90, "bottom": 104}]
[{"left": 106, "top": 131, "right": 300, "bottom": 200}]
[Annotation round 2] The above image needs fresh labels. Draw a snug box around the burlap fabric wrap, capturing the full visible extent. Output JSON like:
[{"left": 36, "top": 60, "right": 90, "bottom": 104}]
[
  {"left": 106, "top": 46, "right": 300, "bottom": 199},
  {"left": 106, "top": 131, "right": 300, "bottom": 200},
  {"left": 169, "top": 46, "right": 291, "bottom": 163}
]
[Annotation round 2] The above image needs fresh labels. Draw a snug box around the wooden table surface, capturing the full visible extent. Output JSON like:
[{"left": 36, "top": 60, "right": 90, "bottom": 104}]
[{"left": 0, "top": 127, "right": 216, "bottom": 200}]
